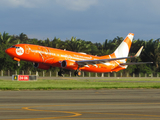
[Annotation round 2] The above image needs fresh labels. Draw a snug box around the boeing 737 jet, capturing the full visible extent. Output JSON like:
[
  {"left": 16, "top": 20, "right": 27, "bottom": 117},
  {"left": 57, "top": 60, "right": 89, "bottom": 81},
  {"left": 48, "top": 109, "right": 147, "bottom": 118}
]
[{"left": 5, "top": 33, "right": 152, "bottom": 76}]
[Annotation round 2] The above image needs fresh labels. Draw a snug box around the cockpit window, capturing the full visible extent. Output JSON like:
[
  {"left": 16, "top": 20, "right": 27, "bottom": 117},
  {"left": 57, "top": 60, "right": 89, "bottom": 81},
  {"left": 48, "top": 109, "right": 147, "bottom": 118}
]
[{"left": 11, "top": 46, "right": 20, "bottom": 49}]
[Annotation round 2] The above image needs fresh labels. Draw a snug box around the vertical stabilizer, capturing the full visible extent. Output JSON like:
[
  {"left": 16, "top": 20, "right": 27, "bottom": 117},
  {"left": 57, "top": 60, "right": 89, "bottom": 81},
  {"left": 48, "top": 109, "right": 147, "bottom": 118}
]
[
  {"left": 114, "top": 33, "right": 134, "bottom": 58},
  {"left": 114, "top": 33, "right": 134, "bottom": 63},
  {"left": 102, "top": 33, "right": 134, "bottom": 64}
]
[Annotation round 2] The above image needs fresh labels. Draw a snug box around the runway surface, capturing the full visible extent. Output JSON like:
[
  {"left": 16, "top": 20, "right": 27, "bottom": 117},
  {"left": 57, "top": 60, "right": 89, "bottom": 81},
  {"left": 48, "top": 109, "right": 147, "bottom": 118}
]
[
  {"left": 1, "top": 76, "right": 160, "bottom": 82},
  {"left": 0, "top": 89, "right": 160, "bottom": 120}
]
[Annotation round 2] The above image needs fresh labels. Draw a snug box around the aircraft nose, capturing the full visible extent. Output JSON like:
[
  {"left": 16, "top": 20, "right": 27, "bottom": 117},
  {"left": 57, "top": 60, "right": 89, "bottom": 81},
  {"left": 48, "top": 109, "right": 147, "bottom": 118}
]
[{"left": 5, "top": 48, "right": 14, "bottom": 56}]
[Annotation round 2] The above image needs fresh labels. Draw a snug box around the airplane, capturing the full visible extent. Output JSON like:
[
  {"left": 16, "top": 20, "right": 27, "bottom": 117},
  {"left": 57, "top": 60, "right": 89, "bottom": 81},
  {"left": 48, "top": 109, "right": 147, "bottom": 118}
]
[{"left": 5, "top": 33, "right": 152, "bottom": 76}]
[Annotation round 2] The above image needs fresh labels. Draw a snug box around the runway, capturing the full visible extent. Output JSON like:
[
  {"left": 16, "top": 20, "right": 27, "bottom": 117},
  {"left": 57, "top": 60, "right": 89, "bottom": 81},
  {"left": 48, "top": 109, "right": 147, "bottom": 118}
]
[{"left": 0, "top": 89, "right": 160, "bottom": 120}]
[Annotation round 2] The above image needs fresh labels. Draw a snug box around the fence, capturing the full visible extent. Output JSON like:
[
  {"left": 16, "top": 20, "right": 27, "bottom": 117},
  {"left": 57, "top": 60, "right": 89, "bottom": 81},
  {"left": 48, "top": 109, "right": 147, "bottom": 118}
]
[{"left": 0, "top": 70, "right": 159, "bottom": 78}]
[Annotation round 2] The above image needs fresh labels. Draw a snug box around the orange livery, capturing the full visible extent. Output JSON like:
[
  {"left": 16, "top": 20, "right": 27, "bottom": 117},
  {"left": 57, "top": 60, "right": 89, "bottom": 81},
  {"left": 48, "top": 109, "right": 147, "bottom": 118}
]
[{"left": 5, "top": 33, "right": 152, "bottom": 76}]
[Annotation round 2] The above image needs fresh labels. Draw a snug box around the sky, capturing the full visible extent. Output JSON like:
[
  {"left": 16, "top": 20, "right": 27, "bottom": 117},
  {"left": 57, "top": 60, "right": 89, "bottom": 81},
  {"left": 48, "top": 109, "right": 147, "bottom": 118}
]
[{"left": 0, "top": 0, "right": 160, "bottom": 43}]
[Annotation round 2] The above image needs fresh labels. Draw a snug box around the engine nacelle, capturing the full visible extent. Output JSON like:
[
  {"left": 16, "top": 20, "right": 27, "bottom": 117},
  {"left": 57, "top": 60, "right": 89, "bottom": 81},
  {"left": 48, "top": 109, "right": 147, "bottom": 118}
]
[
  {"left": 33, "top": 63, "right": 50, "bottom": 70},
  {"left": 61, "top": 60, "right": 78, "bottom": 70}
]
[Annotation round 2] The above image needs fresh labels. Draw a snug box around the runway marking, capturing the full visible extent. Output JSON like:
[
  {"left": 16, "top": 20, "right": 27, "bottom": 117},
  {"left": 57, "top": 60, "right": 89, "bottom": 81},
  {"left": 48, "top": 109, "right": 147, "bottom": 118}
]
[
  {"left": 21, "top": 106, "right": 81, "bottom": 120},
  {"left": 2, "top": 103, "right": 160, "bottom": 120},
  {"left": 26, "top": 104, "right": 160, "bottom": 118},
  {"left": 22, "top": 103, "right": 160, "bottom": 119},
  {"left": 23, "top": 103, "right": 160, "bottom": 119},
  {"left": 3, "top": 108, "right": 81, "bottom": 120}
]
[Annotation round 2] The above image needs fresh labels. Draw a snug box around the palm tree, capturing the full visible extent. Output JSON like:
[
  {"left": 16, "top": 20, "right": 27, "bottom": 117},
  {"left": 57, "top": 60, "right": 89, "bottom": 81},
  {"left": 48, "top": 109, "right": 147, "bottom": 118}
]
[
  {"left": 45, "top": 38, "right": 51, "bottom": 47},
  {"left": 51, "top": 37, "right": 65, "bottom": 49},
  {"left": 65, "top": 37, "right": 92, "bottom": 53},
  {"left": 0, "top": 32, "right": 13, "bottom": 51},
  {"left": 19, "top": 33, "right": 28, "bottom": 43},
  {"left": 0, "top": 32, "right": 12, "bottom": 44},
  {"left": 142, "top": 39, "right": 160, "bottom": 72},
  {"left": 29, "top": 38, "right": 39, "bottom": 44}
]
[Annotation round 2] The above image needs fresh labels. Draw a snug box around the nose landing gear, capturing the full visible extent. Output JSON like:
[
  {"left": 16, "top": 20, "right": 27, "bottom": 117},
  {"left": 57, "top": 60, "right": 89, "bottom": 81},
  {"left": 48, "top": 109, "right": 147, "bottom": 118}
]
[{"left": 18, "top": 61, "right": 20, "bottom": 66}]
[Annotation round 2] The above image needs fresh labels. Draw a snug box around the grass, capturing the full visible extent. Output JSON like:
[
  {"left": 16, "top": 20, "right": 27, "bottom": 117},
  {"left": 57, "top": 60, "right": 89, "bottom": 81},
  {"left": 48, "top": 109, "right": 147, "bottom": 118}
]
[{"left": 0, "top": 78, "right": 160, "bottom": 90}]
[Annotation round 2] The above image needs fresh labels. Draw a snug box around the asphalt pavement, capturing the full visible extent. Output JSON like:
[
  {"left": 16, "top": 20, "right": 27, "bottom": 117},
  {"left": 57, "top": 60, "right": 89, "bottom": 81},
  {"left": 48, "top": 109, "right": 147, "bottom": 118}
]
[{"left": 0, "top": 89, "right": 160, "bottom": 120}]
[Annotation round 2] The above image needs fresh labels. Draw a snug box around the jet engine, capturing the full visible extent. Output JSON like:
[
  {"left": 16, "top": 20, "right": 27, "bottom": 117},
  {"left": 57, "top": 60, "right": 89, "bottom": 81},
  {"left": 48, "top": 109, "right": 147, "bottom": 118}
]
[
  {"left": 33, "top": 63, "right": 50, "bottom": 70},
  {"left": 61, "top": 60, "right": 78, "bottom": 70}
]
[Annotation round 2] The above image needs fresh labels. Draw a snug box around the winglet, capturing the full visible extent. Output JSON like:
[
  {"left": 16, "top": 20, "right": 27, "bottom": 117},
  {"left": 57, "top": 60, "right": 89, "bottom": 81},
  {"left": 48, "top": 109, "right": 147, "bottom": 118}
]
[{"left": 135, "top": 46, "right": 143, "bottom": 57}]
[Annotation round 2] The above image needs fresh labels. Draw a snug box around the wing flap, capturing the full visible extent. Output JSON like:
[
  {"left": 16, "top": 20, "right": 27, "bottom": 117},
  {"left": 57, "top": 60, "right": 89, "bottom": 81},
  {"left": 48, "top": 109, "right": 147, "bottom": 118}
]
[
  {"left": 76, "top": 56, "right": 135, "bottom": 66},
  {"left": 120, "top": 62, "right": 153, "bottom": 65}
]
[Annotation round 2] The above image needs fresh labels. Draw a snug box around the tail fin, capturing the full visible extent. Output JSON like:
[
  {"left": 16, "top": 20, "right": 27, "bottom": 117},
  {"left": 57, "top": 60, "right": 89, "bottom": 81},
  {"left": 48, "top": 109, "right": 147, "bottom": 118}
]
[
  {"left": 105, "top": 33, "right": 134, "bottom": 59},
  {"left": 113, "top": 33, "right": 134, "bottom": 58}
]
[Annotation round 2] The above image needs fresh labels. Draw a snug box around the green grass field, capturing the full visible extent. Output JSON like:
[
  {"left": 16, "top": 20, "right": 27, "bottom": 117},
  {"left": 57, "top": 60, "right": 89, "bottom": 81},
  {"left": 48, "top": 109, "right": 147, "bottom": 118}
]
[{"left": 0, "top": 78, "right": 160, "bottom": 90}]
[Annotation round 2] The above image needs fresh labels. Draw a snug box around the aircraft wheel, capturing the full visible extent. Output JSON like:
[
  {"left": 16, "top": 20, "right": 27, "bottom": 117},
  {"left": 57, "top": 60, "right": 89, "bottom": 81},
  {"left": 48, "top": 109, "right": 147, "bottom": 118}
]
[
  {"left": 18, "top": 61, "right": 20, "bottom": 66},
  {"left": 58, "top": 70, "right": 64, "bottom": 77},
  {"left": 74, "top": 70, "right": 81, "bottom": 76}
]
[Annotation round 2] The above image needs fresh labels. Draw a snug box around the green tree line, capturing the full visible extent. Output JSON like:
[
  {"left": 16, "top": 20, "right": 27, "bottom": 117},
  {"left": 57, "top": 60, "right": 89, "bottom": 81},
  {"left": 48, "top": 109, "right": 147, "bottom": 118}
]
[{"left": 0, "top": 32, "right": 157, "bottom": 76}]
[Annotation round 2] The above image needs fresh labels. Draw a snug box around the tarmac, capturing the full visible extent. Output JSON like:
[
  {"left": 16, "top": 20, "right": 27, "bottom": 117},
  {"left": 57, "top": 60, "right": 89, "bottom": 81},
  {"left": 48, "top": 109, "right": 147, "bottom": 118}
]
[
  {"left": 1, "top": 76, "right": 160, "bottom": 81},
  {"left": 0, "top": 89, "right": 160, "bottom": 120}
]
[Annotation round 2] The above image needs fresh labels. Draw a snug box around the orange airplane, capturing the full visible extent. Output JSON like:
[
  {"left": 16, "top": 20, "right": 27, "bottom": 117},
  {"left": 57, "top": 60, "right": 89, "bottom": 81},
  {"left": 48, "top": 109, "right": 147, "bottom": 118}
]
[{"left": 5, "top": 33, "right": 152, "bottom": 76}]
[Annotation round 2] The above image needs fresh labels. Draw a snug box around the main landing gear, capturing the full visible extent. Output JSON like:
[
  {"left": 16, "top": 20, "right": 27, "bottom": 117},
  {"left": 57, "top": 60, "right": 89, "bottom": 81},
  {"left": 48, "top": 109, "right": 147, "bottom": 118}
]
[
  {"left": 58, "top": 69, "right": 64, "bottom": 77},
  {"left": 58, "top": 69, "right": 81, "bottom": 77},
  {"left": 74, "top": 70, "right": 81, "bottom": 76}
]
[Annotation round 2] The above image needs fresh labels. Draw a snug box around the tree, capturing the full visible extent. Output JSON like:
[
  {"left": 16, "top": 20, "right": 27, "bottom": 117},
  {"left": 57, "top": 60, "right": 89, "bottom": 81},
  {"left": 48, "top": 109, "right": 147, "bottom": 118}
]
[
  {"left": 45, "top": 38, "right": 51, "bottom": 47},
  {"left": 0, "top": 31, "right": 158, "bottom": 74},
  {"left": 143, "top": 39, "right": 160, "bottom": 72},
  {"left": 19, "top": 33, "right": 28, "bottom": 43},
  {"left": 51, "top": 37, "right": 65, "bottom": 49},
  {"left": 0, "top": 32, "right": 13, "bottom": 51},
  {"left": 65, "top": 37, "right": 92, "bottom": 53},
  {"left": 0, "top": 32, "right": 12, "bottom": 44}
]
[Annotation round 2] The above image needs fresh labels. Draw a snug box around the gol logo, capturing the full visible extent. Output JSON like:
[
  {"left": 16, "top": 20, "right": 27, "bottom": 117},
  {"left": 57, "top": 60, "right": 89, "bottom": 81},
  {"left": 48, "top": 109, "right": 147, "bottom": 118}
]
[{"left": 16, "top": 47, "right": 24, "bottom": 55}]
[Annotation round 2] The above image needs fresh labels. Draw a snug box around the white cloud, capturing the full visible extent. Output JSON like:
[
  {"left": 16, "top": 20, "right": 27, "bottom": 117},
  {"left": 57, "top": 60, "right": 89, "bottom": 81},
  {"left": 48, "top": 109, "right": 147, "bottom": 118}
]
[
  {"left": 0, "top": 0, "right": 50, "bottom": 8},
  {"left": 56, "top": 0, "right": 98, "bottom": 11},
  {"left": 0, "top": 0, "right": 98, "bottom": 10},
  {"left": 0, "top": 0, "right": 34, "bottom": 8}
]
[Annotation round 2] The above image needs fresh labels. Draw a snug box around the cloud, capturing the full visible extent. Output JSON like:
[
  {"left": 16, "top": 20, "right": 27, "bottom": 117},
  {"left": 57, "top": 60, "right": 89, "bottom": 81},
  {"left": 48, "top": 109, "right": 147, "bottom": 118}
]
[
  {"left": 0, "top": 0, "right": 50, "bottom": 8},
  {"left": 1, "top": 0, "right": 160, "bottom": 14},
  {"left": 1, "top": 0, "right": 160, "bottom": 42},
  {"left": 0, "top": 0, "right": 34, "bottom": 8},
  {"left": 0, "top": 0, "right": 98, "bottom": 10},
  {"left": 55, "top": 0, "right": 98, "bottom": 11}
]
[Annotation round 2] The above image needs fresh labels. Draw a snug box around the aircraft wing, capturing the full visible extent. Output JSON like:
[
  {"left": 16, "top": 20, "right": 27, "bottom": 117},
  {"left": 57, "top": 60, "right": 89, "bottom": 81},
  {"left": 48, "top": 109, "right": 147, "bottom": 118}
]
[
  {"left": 76, "top": 56, "right": 135, "bottom": 66},
  {"left": 76, "top": 46, "right": 152, "bottom": 66}
]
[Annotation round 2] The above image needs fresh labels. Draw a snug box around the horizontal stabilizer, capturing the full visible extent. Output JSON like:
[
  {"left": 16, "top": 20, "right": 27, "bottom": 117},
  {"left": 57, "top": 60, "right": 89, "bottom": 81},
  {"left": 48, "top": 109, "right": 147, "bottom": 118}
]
[{"left": 120, "top": 62, "right": 153, "bottom": 65}]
